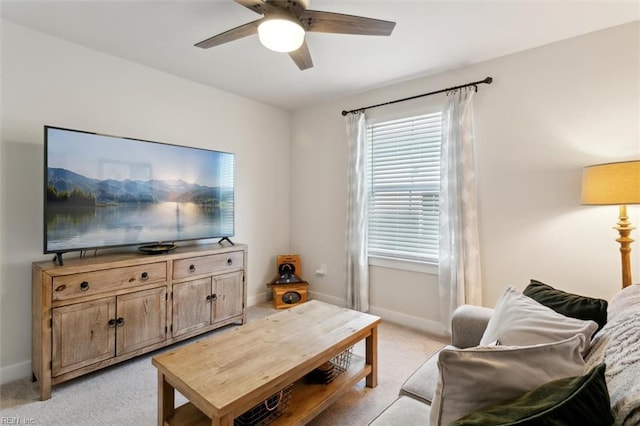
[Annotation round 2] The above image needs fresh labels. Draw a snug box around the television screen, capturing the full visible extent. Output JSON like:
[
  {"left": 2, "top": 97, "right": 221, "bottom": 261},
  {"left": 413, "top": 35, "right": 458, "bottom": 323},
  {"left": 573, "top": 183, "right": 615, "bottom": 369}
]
[{"left": 44, "top": 126, "right": 234, "bottom": 255}]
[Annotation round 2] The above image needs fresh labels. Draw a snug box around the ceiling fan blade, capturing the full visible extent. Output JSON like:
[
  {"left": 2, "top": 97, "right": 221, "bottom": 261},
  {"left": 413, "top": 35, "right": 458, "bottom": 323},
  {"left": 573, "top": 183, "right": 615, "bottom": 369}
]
[
  {"left": 234, "top": 0, "right": 272, "bottom": 15},
  {"left": 194, "top": 20, "right": 261, "bottom": 49},
  {"left": 285, "top": 0, "right": 309, "bottom": 10},
  {"left": 302, "top": 10, "right": 396, "bottom": 36},
  {"left": 268, "top": 0, "right": 308, "bottom": 16},
  {"left": 289, "top": 39, "right": 313, "bottom": 70}
]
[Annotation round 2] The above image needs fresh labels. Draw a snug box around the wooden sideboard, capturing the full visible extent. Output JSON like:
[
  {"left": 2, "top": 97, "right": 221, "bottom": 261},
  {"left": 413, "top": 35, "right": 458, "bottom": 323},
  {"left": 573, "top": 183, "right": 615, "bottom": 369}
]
[{"left": 32, "top": 243, "right": 247, "bottom": 400}]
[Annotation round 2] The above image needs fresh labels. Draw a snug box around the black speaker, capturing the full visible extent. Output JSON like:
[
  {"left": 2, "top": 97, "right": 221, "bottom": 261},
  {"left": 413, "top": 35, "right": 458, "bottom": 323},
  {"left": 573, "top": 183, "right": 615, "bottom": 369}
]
[{"left": 282, "top": 291, "right": 302, "bottom": 304}]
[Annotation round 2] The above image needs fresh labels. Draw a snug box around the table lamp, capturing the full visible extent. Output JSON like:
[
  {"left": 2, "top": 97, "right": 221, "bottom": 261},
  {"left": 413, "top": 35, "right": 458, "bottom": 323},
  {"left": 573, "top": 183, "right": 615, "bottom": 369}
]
[{"left": 581, "top": 160, "right": 640, "bottom": 287}]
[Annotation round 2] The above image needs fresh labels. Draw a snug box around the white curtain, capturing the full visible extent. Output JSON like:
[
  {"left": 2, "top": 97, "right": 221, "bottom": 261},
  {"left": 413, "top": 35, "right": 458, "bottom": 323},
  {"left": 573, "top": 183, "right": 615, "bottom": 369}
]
[
  {"left": 439, "top": 88, "right": 482, "bottom": 334},
  {"left": 345, "top": 111, "right": 369, "bottom": 312}
]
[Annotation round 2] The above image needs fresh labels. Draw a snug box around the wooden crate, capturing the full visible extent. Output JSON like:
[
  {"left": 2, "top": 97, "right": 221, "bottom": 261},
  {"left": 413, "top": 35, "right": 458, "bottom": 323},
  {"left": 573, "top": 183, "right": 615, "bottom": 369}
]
[{"left": 270, "top": 283, "right": 308, "bottom": 309}]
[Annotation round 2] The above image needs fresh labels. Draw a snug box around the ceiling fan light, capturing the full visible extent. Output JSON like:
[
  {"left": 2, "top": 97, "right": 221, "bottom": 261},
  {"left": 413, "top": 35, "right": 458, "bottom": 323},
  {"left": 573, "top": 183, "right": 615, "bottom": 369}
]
[{"left": 258, "top": 18, "right": 305, "bottom": 53}]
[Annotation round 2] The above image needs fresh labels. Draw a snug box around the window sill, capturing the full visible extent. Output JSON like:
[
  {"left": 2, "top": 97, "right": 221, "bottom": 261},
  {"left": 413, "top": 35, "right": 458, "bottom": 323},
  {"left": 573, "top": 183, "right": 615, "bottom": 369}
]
[{"left": 368, "top": 256, "right": 438, "bottom": 275}]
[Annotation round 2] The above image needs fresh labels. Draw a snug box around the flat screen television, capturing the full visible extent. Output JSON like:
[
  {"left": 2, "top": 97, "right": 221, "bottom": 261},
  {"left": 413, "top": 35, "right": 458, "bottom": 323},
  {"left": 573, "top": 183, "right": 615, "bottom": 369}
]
[{"left": 44, "top": 126, "right": 234, "bottom": 263}]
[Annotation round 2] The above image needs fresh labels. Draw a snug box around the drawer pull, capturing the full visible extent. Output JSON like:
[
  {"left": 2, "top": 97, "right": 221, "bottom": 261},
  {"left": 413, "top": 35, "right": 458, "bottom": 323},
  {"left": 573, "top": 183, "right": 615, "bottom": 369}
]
[
  {"left": 141, "top": 272, "right": 149, "bottom": 281},
  {"left": 108, "top": 319, "right": 117, "bottom": 328},
  {"left": 227, "top": 258, "right": 233, "bottom": 266},
  {"left": 189, "top": 264, "right": 196, "bottom": 273},
  {"left": 80, "top": 281, "right": 89, "bottom": 291},
  {"left": 211, "top": 293, "right": 218, "bottom": 301},
  {"left": 116, "top": 317, "right": 125, "bottom": 327},
  {"left": 206, "top": 294, "right": 212, "bottom": 303}
]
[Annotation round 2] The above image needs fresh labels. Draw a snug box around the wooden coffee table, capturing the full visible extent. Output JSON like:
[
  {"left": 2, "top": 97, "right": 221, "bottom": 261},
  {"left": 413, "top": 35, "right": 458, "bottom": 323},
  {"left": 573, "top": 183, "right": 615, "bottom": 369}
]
[{"left": 152, "top": 300, "right": 381, "bottom": 426}]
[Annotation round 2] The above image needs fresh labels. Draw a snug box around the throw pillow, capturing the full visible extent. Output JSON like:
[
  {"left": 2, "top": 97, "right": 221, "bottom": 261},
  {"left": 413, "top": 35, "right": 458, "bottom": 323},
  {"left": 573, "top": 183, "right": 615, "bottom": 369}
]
[
  {"left": 524, "top": 279, "right": 608, "bottom": 332},
  {"left": 449, "top": 363, "right": 613, "bottom": 425},
  {"left": 429, "top": 335, "right": 586, "bottom": 426},
  {"left": 479, "top": 286, "right": 598, "bottom": 355}
]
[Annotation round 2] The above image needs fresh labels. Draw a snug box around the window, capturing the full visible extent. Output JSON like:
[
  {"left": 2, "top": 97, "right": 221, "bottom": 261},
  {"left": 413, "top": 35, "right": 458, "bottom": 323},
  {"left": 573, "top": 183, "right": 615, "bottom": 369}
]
[{"left": 366, "top": 111, "right": 443, "bottom": 265}]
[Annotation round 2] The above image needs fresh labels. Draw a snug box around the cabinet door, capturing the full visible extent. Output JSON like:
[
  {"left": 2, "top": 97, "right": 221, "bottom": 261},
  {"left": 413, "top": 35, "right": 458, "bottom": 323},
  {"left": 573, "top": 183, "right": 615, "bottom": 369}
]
[
  {"left": 172, "top": 277, "right": 212, "bottom": 338},
  {"left": 213, "top": 271, "right": 244, "bottom": 323},
  {"left": 116, "top": 287, "right": 167, "bottom": 356},
  {"left": 52, "top": 298, "right": 116, "bottom": 377}
]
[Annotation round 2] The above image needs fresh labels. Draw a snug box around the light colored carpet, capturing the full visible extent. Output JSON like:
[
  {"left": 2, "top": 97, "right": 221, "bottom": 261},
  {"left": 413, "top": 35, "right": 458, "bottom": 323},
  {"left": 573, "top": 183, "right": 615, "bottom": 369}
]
[{"left": 0, "top": 302, "right": 447, "bottom": 425}]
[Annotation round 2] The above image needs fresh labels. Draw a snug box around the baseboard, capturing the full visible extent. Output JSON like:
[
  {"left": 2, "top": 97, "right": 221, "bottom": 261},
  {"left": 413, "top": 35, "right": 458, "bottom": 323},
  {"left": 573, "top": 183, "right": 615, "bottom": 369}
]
[
  {"left": 308, "top": 290, "right": 445, "bottom": 336},
  {"left": 368, "top": 305, "right": 446, "bottom": 336},
  {"left": 247, "top": 291, "right": 270, "bottom": 307},
  {"left": 308, "top": 290, "right": 346, "bottom": 307},
  {"left": 0, "top": 360, "right": 31, "bottom": 385}
]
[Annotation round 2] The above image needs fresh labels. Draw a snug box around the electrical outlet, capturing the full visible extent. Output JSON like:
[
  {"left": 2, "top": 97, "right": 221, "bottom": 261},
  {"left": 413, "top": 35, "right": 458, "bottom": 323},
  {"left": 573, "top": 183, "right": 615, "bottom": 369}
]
[{"left": 315, "top": 264, "right": 327, "bottom": 276}]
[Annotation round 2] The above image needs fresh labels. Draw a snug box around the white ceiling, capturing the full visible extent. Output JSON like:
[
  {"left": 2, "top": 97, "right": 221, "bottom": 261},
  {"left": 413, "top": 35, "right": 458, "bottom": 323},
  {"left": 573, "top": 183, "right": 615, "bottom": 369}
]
[{"left": 1, "top": 1, "right": 639, "bottom": 110}]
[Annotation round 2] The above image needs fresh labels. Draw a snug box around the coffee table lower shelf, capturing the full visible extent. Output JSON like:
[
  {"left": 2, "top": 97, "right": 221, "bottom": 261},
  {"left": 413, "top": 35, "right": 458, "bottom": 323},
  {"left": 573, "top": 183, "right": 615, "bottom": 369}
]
[{"left": 164, "top": 355, "right": 370, "bottom": 426}]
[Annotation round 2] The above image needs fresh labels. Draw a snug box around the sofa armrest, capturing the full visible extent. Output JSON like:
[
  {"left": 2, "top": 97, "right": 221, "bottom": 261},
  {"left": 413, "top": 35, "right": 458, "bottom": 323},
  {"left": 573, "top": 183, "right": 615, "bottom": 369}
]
[{"left": 451, "top": 304, "right": 494, "bottom": 348}]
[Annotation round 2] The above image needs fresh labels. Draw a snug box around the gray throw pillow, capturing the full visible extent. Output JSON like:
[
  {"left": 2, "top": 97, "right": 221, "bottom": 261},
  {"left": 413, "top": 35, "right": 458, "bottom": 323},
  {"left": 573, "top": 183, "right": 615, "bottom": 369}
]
[
  {"left": 480, "top": 286, "right": 598, "bottom": 355},
  {"left": 429, "top": 335, "right": 586, "bottom": 426},
  {"left": 450, "top": 363, "right": 613, "bottom": 425}
]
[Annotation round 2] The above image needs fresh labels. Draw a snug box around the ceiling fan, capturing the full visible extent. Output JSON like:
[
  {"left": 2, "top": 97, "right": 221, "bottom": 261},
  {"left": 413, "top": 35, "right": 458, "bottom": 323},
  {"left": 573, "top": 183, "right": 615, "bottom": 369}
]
[{"left": 194, "top": 0, "right": 396, "bottom": 70}]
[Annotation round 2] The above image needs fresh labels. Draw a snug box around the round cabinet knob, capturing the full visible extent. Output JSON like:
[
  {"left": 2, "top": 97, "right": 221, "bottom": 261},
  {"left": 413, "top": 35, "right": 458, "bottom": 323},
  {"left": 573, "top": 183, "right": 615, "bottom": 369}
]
[
  {"left": 227, "top": 258, "right": 233, "bottom": 266},
  {"left": 141, "top": 272, "right": 149, "bottom": 281},
  {"left": 108, "top": 319, "right": 117, "bottom": 328},
  {"left": 189, "top": 264, "right": 196, "bottom": 273},
  {"left": 116, "top": 317, "right": 125, "bottom": 327},
  {"left": 80, "top": 281, "right": 90, "bottom": 291}
]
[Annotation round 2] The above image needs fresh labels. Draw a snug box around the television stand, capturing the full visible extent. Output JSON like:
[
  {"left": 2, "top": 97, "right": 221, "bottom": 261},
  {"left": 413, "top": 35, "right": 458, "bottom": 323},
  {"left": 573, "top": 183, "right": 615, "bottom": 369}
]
[
  {"left": 32, "top": 243, "right": 248, "bottom": 400},
  {"left": 218, "top": 237, "right": 235, "bottom": 246}
]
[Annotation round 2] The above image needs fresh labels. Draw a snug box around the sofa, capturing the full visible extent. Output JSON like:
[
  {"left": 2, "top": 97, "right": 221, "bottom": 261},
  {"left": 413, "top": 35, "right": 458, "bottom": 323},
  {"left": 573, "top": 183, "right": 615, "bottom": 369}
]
[{"left": 370, "top": 281, "right": 640, "bottom": 425}]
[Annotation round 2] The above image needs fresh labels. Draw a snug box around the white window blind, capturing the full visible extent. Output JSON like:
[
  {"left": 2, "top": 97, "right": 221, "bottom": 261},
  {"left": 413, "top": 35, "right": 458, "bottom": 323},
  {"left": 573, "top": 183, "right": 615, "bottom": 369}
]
[{"left": 366, "top": 111, "right": 443, "bottom": 263}]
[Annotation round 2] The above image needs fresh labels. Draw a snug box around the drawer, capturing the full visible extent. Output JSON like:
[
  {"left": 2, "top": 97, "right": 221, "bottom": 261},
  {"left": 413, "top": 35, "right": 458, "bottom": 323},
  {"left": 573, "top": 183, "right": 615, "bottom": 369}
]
[
  {"left": 173, "top": 251, "right": 244, "bottom": 280},
  {"left": 52, "top": 262, "right": 167, "bottom": 302}
]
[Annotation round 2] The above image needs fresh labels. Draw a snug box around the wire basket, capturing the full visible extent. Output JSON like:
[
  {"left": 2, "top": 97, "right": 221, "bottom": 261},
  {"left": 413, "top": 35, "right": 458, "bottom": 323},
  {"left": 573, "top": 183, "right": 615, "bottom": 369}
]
[
  {"left": 234, "top": 383, "right": 293, "bottom": 426},
  {"left": 306, "top": 346, "right": 354, "bottom": 385}
]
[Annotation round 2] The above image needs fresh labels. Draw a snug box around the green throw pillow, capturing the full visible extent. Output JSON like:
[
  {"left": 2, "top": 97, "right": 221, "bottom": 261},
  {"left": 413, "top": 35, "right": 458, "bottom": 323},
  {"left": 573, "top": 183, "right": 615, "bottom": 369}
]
[
  {"left": 450, "top": 363, "right": 613, "bottom": 426},
  {"left": 524, "top": 280, "right": 608, "bottom": 332}
]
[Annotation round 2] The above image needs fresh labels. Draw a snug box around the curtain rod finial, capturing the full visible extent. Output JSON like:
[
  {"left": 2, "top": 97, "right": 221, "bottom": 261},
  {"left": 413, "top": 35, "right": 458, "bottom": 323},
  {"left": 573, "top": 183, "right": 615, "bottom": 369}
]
[
  {"left": 341, "top": 110, "right": 349, "bottom": 116},
  {"left": 484, "top": 77, "right": 493, "bottom": 84}
]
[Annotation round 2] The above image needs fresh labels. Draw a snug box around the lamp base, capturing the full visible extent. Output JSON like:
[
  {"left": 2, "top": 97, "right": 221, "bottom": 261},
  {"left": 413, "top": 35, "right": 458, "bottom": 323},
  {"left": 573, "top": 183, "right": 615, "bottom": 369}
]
[{"left": 615, "top": 205, "right": 635, "bottom": 288}]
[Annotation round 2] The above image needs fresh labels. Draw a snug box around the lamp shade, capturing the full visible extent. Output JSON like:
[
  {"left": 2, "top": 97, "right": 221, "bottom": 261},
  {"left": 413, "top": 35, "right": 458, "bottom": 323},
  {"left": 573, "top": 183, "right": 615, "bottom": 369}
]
[
  {"left": 581, "top": 160, "right": 640, "bottom": 205},
  {"left": 258, "top": 16, "right": 305, "bottom": 53}
]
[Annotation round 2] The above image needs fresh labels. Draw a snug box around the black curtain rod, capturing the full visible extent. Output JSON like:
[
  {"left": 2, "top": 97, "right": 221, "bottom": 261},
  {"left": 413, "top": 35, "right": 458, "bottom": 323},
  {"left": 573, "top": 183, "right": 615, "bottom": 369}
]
[{"left": 341, "top": 76, "right": 493, "bottom": 116}]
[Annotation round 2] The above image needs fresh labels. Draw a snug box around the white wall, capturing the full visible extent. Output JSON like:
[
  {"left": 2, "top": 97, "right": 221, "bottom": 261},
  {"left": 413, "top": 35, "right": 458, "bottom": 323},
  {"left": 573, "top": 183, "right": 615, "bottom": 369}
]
[
  {"left": 290, "top": 21, "right": 640, "bottom": 333},
  {"left": 1, "top": 18, "right": 638, "bottom": 385},
  {"left": 0, "top": 20, "right": 291, "bottom": 383}
]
